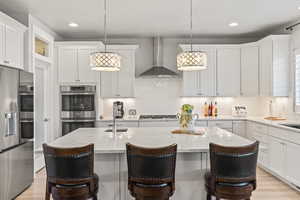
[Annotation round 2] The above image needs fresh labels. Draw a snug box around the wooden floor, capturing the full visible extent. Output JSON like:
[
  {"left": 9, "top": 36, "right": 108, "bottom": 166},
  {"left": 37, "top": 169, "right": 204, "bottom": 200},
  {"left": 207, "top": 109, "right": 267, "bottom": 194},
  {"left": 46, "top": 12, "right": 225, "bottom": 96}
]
[{"left": 16, "top": 168, "right": 300, "bottom": 200}]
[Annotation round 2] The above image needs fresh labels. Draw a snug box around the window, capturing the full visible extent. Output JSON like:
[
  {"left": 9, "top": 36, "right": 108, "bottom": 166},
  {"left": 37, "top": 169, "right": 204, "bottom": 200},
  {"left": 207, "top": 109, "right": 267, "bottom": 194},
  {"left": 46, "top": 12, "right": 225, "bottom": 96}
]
[{"left": 295, "top": 49, "right": 300, "bottom": 112}]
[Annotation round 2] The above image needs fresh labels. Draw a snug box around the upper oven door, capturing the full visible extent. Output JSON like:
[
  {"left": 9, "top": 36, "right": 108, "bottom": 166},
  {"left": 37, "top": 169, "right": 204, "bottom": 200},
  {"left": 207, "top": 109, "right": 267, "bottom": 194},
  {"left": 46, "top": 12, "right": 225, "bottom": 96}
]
[
  {"left": 61, "top": 94, "right": 95, "bottom": 112},
  {"left": 19, "top": 94, "right": 34, "bottom": 112}
]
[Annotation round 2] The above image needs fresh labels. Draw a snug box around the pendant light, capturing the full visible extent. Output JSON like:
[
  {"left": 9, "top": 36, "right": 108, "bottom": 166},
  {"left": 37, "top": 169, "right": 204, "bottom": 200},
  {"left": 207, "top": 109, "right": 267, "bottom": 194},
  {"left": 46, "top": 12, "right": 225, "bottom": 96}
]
[
  {"left": 177, "top": 0, "right": 207, "bottom": 71},
  {"left": 90, "top": 0, "right": 121, "bottom": 71}
]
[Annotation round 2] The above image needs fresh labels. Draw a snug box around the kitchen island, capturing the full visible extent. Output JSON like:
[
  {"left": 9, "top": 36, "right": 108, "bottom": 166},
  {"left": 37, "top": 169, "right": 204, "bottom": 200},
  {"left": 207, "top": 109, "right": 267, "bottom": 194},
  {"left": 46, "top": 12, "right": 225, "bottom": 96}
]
[{"left": 49, "top": 127, "right": 252, "bottom": 200}]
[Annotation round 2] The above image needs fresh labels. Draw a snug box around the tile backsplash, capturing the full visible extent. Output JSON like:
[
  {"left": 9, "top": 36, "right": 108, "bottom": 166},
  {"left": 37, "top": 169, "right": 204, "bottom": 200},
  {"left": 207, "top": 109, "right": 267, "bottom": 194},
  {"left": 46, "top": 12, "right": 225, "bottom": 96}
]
[{"left": 98, "top": 79, "right": 291, "bottom": 118}]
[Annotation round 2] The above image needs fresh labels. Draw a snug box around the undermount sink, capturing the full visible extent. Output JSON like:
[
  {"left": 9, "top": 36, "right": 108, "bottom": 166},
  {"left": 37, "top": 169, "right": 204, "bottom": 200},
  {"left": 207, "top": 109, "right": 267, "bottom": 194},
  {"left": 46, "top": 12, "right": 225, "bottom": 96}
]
[
  {"left": 280, "top": 124, "right": 300, "bottom": 129},
  {"left": 105, "top": 128, "right": 128, "bottom": 133}
]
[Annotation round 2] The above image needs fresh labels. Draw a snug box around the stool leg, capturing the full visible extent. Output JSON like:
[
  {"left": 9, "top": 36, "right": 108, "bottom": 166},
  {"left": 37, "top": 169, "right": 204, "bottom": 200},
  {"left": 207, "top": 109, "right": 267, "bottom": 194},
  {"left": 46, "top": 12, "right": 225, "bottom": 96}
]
[
  {"left": 206, "top": 193, "right": 211, "bottom": 200},
  {"left": 45, "top": 181, "right": 50, "bottom": 200}
]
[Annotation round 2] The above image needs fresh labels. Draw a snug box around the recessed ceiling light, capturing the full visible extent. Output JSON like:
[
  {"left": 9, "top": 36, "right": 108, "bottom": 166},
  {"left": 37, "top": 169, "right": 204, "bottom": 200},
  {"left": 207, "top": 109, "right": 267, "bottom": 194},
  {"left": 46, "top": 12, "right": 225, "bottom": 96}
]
[
  {"left": 68, "top": 22, "right": 79, "bottom": 27},
  {"left": 229, "top": 22, "right": 239, "bottom": 27},
  {"left": 298, "top": 6, "right": 300, "bottom": 10}
]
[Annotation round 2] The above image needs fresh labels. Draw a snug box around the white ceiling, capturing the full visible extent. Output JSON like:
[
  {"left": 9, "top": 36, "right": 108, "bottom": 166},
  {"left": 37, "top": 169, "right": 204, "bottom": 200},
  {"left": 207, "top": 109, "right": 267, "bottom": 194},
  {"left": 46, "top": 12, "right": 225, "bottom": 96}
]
[{"left": 0, "top": 0, "right": 300, "bottom": 39}]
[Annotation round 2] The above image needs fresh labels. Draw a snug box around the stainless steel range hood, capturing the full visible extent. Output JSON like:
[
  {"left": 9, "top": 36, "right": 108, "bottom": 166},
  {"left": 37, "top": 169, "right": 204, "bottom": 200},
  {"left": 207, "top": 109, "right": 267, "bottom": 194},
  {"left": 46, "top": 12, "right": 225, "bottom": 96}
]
[{"left": 139, "top": 37, "right": 178, "bottom": 78}]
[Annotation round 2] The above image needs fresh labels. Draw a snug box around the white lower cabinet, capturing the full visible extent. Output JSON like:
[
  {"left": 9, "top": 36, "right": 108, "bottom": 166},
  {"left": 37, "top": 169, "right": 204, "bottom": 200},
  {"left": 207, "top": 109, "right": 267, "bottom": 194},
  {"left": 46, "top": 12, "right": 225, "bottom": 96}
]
[
  {"left": 232, "top": 121, "right": 246, "bottom": 138},
  {"left": 208, "top": 120, "right": 233, "bottom": 132},
  {"left": 286, "top": 142, "right": 300, "bottom": 187},
  {"left": 269, "top": 136, "right": 286, "bottom": 177}
]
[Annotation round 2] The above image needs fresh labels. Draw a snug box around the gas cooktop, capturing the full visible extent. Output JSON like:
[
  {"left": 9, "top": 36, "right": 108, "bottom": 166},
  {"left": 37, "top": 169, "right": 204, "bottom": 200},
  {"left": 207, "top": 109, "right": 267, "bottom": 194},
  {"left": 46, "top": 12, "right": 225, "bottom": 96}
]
[{"left": 139, "top": 115, "right": 177, "bottom": 120}]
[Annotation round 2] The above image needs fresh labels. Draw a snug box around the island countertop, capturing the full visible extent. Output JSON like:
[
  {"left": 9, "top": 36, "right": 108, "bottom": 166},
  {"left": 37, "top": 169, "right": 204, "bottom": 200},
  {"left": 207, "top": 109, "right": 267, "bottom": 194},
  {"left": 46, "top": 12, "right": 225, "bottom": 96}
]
[{"left": 49, "top": 127, "right": 252, "bottom": 153}]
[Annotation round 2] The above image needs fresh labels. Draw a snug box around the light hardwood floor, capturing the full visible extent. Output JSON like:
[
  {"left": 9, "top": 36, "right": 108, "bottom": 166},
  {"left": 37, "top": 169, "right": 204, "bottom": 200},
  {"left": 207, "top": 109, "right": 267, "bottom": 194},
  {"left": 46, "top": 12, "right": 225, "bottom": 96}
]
[{"left": 16, "top": 168, "right": 300, "bottom": 200}]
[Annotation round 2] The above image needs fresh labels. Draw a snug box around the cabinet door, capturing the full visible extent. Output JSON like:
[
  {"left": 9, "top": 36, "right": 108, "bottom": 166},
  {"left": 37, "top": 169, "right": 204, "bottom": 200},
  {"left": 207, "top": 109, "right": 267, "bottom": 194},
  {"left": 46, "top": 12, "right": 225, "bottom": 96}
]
[
  {"left": 232, "top": 121, "right": 246, "bottom": 138},
  {"left": 100, "top": 71, "right": 116, "bottom": 98},
  {"left": 58, "top": 48, "right": 78, "bottom": 83},
  {"left": 182, "top": 47, "right": 216, "bottom": 96},
  {"left": 216, "top": 48, "right": 241, "bottom": 96},
  {"left": 286, "top": 142, "right": 300, "bottom": 187},
  {"left": 117, "top": 50, "right": 135, "bottom": 97},
  {"left": 241, "top": 46, "right": 259, "bottom": 96},
  {"left": 0, "top": 23, "right": 4, "bottom": 65},
  {"left": 269, "top": 137, "right": 286, "bottom": 176},
  {"left": 272, "top": 37, "right": 290, "bottom": 97},
  {"left": 4, "top": 25, "right": 22, "bottom": 69},
  {"left": 78, "top": 49, "right": 99, "bottom": 83},
  {"left": 259, "top": 38, "right": 273, "bottom": 96},
  {"left": 100, "top": 50, "right": 135, "bottom": 98}
]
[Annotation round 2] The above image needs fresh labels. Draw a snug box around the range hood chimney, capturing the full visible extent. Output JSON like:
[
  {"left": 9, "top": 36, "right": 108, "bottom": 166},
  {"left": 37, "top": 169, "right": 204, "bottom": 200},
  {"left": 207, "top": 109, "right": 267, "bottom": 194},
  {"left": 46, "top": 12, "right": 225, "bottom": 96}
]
[{"left": 139, "top": 37, "right": 178, "bottom": 78}]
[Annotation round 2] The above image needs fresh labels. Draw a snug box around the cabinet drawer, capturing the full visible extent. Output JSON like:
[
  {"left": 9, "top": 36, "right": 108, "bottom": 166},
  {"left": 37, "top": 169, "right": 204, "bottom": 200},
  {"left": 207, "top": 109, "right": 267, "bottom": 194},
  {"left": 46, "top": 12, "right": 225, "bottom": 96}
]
[
  {"left": 269, "top": 127, "right": 300, "bottom": 145},
  {"left": 207, "top": 121, "right": 233, "bottom": 129},
  {"left": 96, "top": 121, "right": 139, "bottom": 128},
  {"left": 139, "top": 121, "right": 178, "bottom": 127},
  {"left": 195, "top": 121, "right": 208, "bottom": 127},
  {"left": 253, "top": 123, "right": 268, "bottom": 134}
]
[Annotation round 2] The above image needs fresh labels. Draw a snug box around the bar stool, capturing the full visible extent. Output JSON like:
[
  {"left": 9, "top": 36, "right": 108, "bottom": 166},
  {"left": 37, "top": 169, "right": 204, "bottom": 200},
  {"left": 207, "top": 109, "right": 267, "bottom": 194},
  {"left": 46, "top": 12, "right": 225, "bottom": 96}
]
[
  {"left": 43, "top": 143, "right": 99, "bottom": 200},
  {"left": 205, "top": 141, "right": 259, "bottom": 200},
  {"left": 126, "top": 143, "right": 177, "bottom": 200}
]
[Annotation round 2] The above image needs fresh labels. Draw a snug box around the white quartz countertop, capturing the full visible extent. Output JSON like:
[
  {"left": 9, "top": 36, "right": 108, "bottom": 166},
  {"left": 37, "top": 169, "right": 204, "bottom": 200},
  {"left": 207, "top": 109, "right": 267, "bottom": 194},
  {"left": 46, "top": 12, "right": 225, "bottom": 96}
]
[
  {"left": 96, "top": 115, "right": 248, "bottom": 122},
  {"left": 97, "top": 115, "right": 300, "bottom": 134},
  {"left": 49, "top": 127, "right": 253, "bottom": 154}
]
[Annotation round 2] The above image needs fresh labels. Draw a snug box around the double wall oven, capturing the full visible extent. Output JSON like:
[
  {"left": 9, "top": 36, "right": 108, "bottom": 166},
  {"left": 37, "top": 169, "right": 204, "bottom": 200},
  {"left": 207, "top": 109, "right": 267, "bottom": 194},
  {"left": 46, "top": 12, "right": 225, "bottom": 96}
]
[
  {"left": 60, "top": 85, "right": 96, "bottom": 136},
  {"left": 19, "top": 83, "right": 34, "bottom": 141}
]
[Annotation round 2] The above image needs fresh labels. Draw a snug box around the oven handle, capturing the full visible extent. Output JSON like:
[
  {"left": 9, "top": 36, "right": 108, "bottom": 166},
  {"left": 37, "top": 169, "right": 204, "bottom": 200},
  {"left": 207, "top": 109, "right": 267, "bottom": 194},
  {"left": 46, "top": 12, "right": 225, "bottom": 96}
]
[
  {"left": 61, "top": 93, "right": 95, "bottom": 95},
  {"left": 61, "top": 119, "right": 96, "bottom": 122},
  {"left": 20, "top": 119, "right": 34, "bottom": 123}
]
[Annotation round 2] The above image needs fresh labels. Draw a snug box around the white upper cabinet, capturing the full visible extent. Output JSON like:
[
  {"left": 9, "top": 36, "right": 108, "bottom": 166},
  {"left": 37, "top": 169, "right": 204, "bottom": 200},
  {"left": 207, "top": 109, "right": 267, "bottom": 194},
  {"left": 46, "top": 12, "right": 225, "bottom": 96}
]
[
  {"left": 181, "top": 45, "right": 216, "bottom": 97},
  {"left": 241, "top": 45, "right": 259, "bottom": 96},
  {"left": 0, "top": 12, "right": 26, "bottom": 70},
  {"left": 0, "top": 23, "right": 4, "bottom": 65},
  {"left": 216, "top": 47, "right": 241, "bottom": 96},
  {"left": 58, "top": 48, "right": 78, "bottom": 83},
  {"left": 259, "top": 35, "right": 290, "bottom": 97},
  {"left": 78, "top": 49, "right": 99, "bottom": 82},
  {"left": 57, "top": 44, "right": 100, "bottom": 83},
  {"left": 5, "top": 25, "right": 22, "bottom": 68},
  {"left": 101, "top": 47, "right": 137, "bottom": 98}
]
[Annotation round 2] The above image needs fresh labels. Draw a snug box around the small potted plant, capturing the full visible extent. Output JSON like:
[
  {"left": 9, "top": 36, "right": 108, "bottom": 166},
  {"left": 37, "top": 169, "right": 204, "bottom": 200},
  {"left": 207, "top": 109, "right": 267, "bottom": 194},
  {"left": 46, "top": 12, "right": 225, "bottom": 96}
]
[{"left": 178, "top": 104, "right": 195, "bottom": 130}]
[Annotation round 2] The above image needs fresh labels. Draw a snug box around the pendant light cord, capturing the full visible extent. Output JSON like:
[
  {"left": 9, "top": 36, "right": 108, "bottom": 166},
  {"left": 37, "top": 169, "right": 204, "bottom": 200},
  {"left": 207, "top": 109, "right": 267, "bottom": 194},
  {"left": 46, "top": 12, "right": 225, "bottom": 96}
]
[
  {"left": 104, "top": 0, "right": 107, "bottom": 52},
  {"left": 190, "top": 0, "right": 193, "bottom": 52}
]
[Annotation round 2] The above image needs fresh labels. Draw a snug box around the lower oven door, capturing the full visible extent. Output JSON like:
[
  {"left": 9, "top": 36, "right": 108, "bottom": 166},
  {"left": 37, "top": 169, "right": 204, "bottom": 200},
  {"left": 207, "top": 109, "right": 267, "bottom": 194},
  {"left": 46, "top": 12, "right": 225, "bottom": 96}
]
[
  {"left": 62, "top": 120, "right": 95, "bottom": 136},
  {"left": 20, "top": 120, "right": 34, "bottom": 140}
]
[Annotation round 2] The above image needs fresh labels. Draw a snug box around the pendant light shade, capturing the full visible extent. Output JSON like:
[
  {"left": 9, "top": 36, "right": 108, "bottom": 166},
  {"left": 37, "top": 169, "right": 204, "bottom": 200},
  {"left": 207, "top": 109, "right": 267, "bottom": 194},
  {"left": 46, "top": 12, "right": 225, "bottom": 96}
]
[
  {"left": 90, "top": 52, "right": 121, "bottom": 71},
  {"left": 177, "top": 51, "right": 207, "bottom": 71},
  {"left": 90, "top": 0, "right": 121, "bottom": 71},
  {"left": 177, "top": 0, "right": 207, "bottom": 71}
]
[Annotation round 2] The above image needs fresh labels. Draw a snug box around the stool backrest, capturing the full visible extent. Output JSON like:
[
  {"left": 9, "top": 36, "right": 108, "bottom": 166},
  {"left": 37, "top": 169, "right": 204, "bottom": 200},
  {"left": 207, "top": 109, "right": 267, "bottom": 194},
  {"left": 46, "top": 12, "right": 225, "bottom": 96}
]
[
  {"left": 209, "top": 141, "right": 259, "bottom": 183},
  {"left": 43, "top": 143, "right": 94, "bottom": 181},
  {"left": 126, "top": 143, "right": 177, "bottom": 185}
]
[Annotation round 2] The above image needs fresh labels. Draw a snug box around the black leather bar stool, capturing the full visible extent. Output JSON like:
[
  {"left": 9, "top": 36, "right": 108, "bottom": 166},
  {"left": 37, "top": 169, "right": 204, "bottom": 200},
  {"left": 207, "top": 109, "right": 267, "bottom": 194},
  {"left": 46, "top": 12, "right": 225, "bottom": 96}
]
[
  {"left": 43, "top": 143, "right": 99, "bottom": 200},
  {"left": 126, "top": 143, "right": 177, "bottom": 200},
  {"left": 205, "top": 141, "right": 259, "bottom": 200}
]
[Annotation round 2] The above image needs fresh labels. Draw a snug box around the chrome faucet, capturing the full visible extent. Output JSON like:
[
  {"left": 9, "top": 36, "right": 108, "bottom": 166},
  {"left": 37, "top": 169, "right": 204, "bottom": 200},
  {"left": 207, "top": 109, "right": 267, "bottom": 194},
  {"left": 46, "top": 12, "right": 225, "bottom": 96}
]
[{"left": 112, "top": 103, "right": 118, "bottom": 136}]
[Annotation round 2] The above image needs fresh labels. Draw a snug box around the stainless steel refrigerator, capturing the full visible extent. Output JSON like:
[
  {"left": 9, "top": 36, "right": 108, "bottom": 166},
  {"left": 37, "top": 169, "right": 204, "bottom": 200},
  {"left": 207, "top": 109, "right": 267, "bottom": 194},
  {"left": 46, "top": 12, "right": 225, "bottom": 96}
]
[{"left": 0, "top": 66, "right": 33, "bottom": 200}]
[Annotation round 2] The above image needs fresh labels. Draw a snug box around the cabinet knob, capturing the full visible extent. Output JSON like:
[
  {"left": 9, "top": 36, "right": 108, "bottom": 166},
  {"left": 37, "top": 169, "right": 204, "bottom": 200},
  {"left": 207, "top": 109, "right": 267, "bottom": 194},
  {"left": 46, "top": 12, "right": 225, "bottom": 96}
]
[
  {"left": 75, "top": 79, "right": 80, "bottom": 82},
  {"left": 115, "top": 94, "right": 120, "bottom": 97},
  {"left": 4, "top": 60, "right": 9, "bottom": 64}
]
